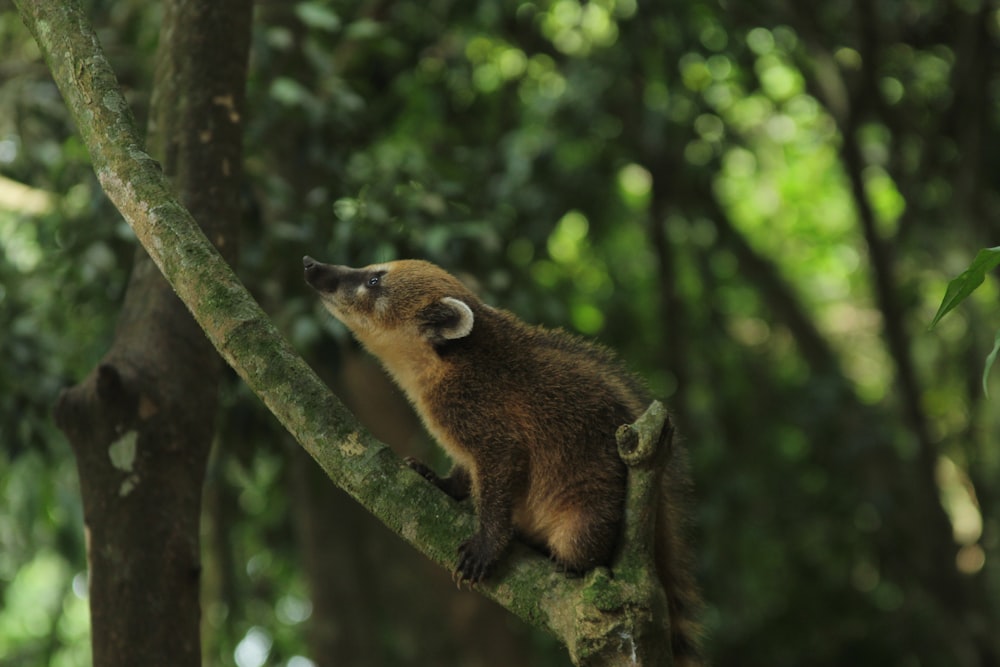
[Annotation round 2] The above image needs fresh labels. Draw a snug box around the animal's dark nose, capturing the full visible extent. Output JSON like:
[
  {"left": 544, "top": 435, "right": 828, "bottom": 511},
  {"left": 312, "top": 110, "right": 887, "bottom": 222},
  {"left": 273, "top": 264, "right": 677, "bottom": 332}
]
[{"left": 303, "top": 255, "right": 316, "bottom": 269}]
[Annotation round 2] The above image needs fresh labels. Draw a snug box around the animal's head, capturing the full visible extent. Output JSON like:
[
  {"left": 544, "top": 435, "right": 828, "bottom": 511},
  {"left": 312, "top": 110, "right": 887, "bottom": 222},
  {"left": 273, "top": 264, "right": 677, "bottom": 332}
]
[{"left": 303, "top": 256, "right": 477, "bottom": 348}]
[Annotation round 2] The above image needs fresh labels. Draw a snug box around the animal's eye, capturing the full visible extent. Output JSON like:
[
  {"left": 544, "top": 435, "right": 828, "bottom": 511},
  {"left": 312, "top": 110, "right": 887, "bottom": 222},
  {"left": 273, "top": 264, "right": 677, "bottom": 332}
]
[{"left": 367, "top": 275, "right": 381, "bottom": 287}]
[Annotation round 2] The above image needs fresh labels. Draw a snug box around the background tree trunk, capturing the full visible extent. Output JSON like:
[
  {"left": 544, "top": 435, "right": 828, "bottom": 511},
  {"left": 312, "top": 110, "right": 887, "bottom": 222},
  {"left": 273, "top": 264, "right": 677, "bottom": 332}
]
[{"left": 51, "top": 0, "right": 251, "bottom": 664}]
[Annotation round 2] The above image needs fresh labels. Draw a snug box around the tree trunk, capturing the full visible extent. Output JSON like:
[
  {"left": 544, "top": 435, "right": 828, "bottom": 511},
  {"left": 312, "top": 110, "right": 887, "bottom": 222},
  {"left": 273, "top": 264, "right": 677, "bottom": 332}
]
[{"left": 50, "top": 0, "right": 250, "bottom": 664}]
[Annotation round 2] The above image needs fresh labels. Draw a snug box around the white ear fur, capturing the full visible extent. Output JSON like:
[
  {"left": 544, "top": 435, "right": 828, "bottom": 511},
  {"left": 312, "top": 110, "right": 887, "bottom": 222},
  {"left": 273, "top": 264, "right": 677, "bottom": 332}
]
[{"left": 439, "top": 297, "right": 474, "bottom": 340}]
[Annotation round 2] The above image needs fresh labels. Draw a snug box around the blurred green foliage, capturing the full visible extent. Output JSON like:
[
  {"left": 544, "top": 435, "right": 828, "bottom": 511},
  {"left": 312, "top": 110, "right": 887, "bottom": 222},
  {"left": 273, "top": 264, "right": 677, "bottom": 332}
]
[{"left": 2, "top": 0, "right": 999, "bottom": 665}]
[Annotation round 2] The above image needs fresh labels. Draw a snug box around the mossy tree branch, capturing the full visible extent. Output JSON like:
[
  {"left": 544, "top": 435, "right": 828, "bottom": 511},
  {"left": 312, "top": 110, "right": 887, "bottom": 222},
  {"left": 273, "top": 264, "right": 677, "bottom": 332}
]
[{"left": 16, "top": 0, "right": 675, "bottom": 663}]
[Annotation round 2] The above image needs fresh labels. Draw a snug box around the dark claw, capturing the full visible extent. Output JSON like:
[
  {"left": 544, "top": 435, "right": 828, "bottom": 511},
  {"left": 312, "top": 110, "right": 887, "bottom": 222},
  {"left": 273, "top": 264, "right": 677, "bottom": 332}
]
[
  {"left": 454, "top": 535, "right": 498, "bottom": 585},
  {"left": 404, "top": 457, "right": 441, "bottom": 484}
]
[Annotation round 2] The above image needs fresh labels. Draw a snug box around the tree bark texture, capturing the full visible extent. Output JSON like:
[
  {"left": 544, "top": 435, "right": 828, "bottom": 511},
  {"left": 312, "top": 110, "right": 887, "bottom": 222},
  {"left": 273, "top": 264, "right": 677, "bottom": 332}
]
[
  {"left": 18, "top": 0, "right": 679, "bottom": 663},
  {"left": 39, "top": 0, "right": 251, "bottom": 664}
]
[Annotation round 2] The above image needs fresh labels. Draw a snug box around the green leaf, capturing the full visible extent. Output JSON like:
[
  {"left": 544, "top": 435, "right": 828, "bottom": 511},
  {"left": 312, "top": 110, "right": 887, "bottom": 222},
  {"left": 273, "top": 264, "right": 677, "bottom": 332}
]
[
  {"left": 929, "top": 246, "right": 1000, "bottom": 329},
  {"left": 984, "top": 329, "right": 1000, "bottom": 398}
]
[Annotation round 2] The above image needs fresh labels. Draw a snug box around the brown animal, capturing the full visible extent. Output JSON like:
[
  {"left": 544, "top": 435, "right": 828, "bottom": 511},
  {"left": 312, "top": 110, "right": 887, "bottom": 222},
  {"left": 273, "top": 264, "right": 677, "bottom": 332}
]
[{"left": 303, "top": 256, "right": 702, "bottom": 663}]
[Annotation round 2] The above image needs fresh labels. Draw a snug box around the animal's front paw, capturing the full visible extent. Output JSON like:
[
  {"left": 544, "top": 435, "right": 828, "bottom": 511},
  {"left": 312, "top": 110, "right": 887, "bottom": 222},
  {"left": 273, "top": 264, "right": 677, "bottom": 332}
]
[
  {"left": 454, "top": 533, "right": 501, "bottom": 585},
  {"left": 404, "top": 457, "right": 442, "bottom": 485}
]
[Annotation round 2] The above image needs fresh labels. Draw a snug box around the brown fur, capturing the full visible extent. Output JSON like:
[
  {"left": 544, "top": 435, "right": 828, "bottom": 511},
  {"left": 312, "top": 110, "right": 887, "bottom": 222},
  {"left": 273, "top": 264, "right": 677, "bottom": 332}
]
[{"left": 304, "top": 256, "right": 703, "bottom": 663}]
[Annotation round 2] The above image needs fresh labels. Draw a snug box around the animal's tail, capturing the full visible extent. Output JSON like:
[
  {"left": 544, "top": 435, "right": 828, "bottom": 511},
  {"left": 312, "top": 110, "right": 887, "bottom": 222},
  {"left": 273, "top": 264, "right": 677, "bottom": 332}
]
[{"left": 656, "top": 447, "right": 706, "bottom": 666}]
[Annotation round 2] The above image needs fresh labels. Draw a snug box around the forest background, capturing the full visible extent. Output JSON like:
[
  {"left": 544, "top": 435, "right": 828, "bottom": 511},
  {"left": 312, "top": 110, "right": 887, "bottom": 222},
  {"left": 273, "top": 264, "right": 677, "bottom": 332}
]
[{"left": 1, "top": 0, "right": 999, "bottom": 665}]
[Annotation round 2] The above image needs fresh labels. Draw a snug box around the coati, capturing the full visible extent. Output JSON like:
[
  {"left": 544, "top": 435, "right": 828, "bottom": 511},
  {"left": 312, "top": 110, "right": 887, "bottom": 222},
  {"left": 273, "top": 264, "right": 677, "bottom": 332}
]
[{"left": 303, "top": 256, "right": 702, "bottom": 663}]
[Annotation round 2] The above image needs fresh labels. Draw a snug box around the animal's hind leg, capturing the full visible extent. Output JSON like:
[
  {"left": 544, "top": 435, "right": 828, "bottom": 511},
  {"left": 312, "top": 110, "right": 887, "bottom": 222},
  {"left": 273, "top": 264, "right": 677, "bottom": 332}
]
[
  {"left": 546, "top": 506, "right": 619, "bottom": 575},
  {"left": 405, "top": 459, "right": 471, "bottom": 501}
]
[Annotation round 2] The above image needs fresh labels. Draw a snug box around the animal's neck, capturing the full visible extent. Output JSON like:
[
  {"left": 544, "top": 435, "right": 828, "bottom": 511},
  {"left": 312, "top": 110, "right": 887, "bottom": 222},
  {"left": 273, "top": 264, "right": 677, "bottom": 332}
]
[{"left": 358, "top": 331, "right": 443, "bottom": 405}]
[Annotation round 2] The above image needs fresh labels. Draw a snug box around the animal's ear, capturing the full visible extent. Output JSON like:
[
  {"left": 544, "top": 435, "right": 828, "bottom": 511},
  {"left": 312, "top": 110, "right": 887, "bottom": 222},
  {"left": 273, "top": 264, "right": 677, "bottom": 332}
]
[{"left": 419, "top": 297, "right": 474, "bottom": 342}]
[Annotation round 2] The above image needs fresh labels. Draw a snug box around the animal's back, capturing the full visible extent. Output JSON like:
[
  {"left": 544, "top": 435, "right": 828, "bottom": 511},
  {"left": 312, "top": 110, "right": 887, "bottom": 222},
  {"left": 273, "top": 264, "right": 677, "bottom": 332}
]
[{"left": 422, "top": 308, "right": 634, "bottom": 568}]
